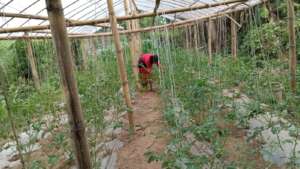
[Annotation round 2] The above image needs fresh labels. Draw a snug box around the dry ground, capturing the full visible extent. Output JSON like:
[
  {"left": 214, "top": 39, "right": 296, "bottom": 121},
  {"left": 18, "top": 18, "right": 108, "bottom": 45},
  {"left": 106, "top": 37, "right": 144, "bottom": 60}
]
[{"left": 117, "top": 91, "right": 169, "bottom": 169}]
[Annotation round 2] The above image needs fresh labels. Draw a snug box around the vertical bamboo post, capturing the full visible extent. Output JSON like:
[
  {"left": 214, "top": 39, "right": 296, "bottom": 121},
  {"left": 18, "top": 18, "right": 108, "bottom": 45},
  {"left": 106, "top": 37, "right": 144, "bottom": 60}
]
[
  {"left": 131, "top": 0, "right": 142, "bottom": 88},
  {"left": 25, "top": 33, "right": 40, "bottom": 89},
  {"left": 185, "top": 25, "right": 189, "bottom": 49},
  {"left": 45, "top": 1, "right": 91, "bottom": 168},
  {"left": 92, "top": 38, "right": 97, "bottom": 60},
  {"left": 81, "top": 39, "right": 88, "bottom": 70},
  {"left": 107, "top": 0, "right": 134, "bottom": 131},
  {"left": 194, "top": 25, "right": 198, "bottom": 50},
  {"left": 231, "top": 14, "right": 238, "bottom": 61},
  {"left": 208, "top": 18, "right": 212, "bottom": 65},
  {"left": 124, "top": 0, "right": 141, "bottom": 89},
  {"left": 189, "top": 25, "right": 192, "bottom": 48},
  {"left": 287, "top": 0, "right": 297, "bottom": 93},
  {"left": 124, "top": 0, "right": 131, "bottom": 28}
]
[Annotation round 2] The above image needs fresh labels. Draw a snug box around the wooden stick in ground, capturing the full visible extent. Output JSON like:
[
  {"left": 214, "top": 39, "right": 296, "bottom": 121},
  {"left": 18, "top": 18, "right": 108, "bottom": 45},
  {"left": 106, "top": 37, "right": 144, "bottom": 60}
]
[
  {"left": 0, "top": 67, "right": 26, "bottom": 169},
  {"left": 25, "top": 33, "right": 41, "bottom": 89},
  {"left": 185, "top": 25, "right": 189, "bottom": 49},
  {"left": 91, "top": 38, "right": 97, "bottom": 60},
  {"left": 208, "top": 18, "right": 212, "bottom": 65},
  {"left": 81, "top": 39, "right": 88, "bottom": 70},
  {"left": 287, "top": 0, "right": 297, "bottom": 93},
  {"left": 231, "top": 13, "right": 237, "bottom": 61},
  {"left": 45, "top": 0, "right": 91, "bottom": 168},
  {"left": 132, "top": 17, "right": 142, "bottom": 89},
  {"left": 107, "top": 0, "right": 134, "bottom": 132},
  {"left": 125, "top": 0, "right": 141, "bottom": 90},
  {"left": 194, "top": 25, "right": 198, "bottom": 49}
]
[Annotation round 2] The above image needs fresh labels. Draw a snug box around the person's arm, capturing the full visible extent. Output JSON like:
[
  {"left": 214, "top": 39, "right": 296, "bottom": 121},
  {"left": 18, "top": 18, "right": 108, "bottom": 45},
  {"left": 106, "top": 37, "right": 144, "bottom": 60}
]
[{"left": 138, "top": 60, "right": 151, "bottom": 73}]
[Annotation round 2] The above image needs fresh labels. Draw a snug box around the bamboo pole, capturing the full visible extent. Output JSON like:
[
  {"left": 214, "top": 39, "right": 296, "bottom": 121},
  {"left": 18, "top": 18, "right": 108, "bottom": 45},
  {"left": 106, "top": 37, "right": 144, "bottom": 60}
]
[
  {"left": 231, "top": 14, "right": 237, "bottom": 61},
  {"left": 0, "top": 67, "right": 26, "bottom": 169},
  {"left": 25, "top": 34, "right": 41, "bottom": 89},
  {"left": 0, "top": 0, "right": 245, "bottom": 34},
  {"left": 91, "top": 38, "right": 97, "bottom": 60},
  {"left": 287, "top": 0, "right": 297, "bottom": 93},
  {"left": 107, "top": 0, "right": 134, "bottom": 132},
  {"left": 0, "top": 12, "right": 50, "bottom": 20},
  {"left": 208, "top": 18, "right": 212, "bottom": 65},
  {"left": 81, "top": 39, "right": 88, "bottom": 70},
  {"left": 127, "top": 0, "right": 142, "bottom": 90},
  {"left": 33, "top": 30, "right": 85, "bottom": 35},
  {"left": 0, "top": 11, "right": 113, "bottom": 28},
  {"left": 194, "top": 25, "right": 198, "bottom": 49},
  {"left": 45, "top": 1, "right": 91, "bottom": 168},
  {"left": 125, "top": 0, "right": 140, "bottom": 89}
]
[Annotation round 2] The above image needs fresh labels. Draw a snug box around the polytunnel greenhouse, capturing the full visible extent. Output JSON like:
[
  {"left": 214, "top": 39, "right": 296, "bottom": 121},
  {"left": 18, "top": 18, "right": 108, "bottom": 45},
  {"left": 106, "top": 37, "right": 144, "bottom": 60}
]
[{"left": 0, "top": 0, "right": 299, "bottom": 168}]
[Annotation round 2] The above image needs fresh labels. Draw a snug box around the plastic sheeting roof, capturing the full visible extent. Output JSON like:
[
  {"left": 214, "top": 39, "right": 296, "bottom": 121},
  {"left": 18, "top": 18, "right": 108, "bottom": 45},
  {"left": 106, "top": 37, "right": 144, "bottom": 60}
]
[{"left": 0, "top": 0, "right": 262, "bottom": 38}]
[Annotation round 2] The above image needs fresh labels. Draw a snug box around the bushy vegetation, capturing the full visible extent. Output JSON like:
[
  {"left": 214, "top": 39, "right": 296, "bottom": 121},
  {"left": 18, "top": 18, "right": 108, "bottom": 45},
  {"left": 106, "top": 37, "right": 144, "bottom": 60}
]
[
  {"left": 240, "top": 2, "right": 300, "bottom": 59},
  {"left": 0, "top": 39, "right": 132, "bottom": 168}
]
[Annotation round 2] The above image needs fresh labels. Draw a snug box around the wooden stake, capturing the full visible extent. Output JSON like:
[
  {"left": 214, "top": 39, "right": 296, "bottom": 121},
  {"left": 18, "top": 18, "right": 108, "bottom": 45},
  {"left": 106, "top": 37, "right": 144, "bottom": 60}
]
[
  {"left": 91, "top": 38, "right": 97, "bottom": 60},
  {"left": 107, "top": 0, "right": 134, "bottom": 131},
  {"left": 125, "top": 0, "right": 141, "bottom": 90},
  {"left": 81, "top": 39, "right": 88, "bottom": 70},
  {"left": 189, "top": 25, "right": 192, "bottom": 49},
  {"left": 194, "top": 25, "right": 198, "bottom": 50},
  {"left": 287, "top": 0, "right": 297, "bottom": 93},
  {"left": 208, "top": 18, "right": 212, "bottom": 65},
  {"left": 45, "top": 1, "right": 91, "bottom": 168},
  {"left": 231, "top": 14, "right": 237, "bottom": 61},
  {"left": 185, "top": 25, "right": 189, "bottom": 49},
  {"left": 25, "top": 34, "right": 41, "bottom": 89}
]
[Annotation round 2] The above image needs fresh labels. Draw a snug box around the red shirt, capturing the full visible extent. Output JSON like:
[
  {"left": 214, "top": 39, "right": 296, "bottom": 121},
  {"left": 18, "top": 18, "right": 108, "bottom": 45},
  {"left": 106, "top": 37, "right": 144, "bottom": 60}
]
[{"left": 138, "top": 54, "right": 159, "bottom": 74}]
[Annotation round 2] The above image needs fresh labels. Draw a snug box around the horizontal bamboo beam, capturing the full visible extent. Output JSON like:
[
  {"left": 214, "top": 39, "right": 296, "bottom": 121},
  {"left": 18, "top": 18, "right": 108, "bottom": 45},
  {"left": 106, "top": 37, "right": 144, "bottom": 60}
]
[
  {"left": 32, "top": 30, "right": 85, "bottom": 35},
  {"left": 0, "top": 0, "right": 244, "bottom": 34},
  {"left": 0, "top": 11, "right": 113, "bottom": 28},
  {"left": 0, "top": 12, "right": 49, "bottom": 20}
]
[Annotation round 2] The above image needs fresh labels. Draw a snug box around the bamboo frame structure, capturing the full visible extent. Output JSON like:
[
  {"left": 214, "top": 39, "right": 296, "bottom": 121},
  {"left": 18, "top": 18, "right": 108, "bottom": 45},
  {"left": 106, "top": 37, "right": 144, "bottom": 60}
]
[
  {"left": 25, "top": 34, "right": 41, "bottom": 89},
  {"left": 287, "top": 0, "right": 297, "bottom": 93},
  {"left": 45, "top": 0, "right": 91, "bottom": 168},
  {"left": 0, "top": 2, "right": 258, "bottom": 41},
  {"left": 0, "top": 0, "right": 244, "bottom": 34},
  {"left": 107, "top": 0, "right": 135, "bottom": 131}
]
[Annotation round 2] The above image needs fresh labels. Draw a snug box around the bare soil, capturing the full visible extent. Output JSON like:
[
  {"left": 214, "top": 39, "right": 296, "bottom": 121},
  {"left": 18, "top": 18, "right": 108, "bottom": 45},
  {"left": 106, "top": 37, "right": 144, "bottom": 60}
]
[
  {"left": 116, "top": 91, "right": 169, "bottom": 169},
  {"left": 217, "top": 111, "right": 281, "bottom": 169}
]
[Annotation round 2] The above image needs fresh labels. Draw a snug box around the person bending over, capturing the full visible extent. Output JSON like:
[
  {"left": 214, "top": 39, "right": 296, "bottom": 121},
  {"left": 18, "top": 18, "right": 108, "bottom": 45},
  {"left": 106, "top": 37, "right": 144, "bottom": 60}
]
[{"left": 138, "top": 53, "right": 160, "bottom": 91}]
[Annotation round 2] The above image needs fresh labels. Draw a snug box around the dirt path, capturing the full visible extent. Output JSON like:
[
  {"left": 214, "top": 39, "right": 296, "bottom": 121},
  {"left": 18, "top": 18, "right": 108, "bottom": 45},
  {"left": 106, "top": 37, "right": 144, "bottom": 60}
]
[{"left": 116, "top": 91, "right": 168, "bottom": 169}]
